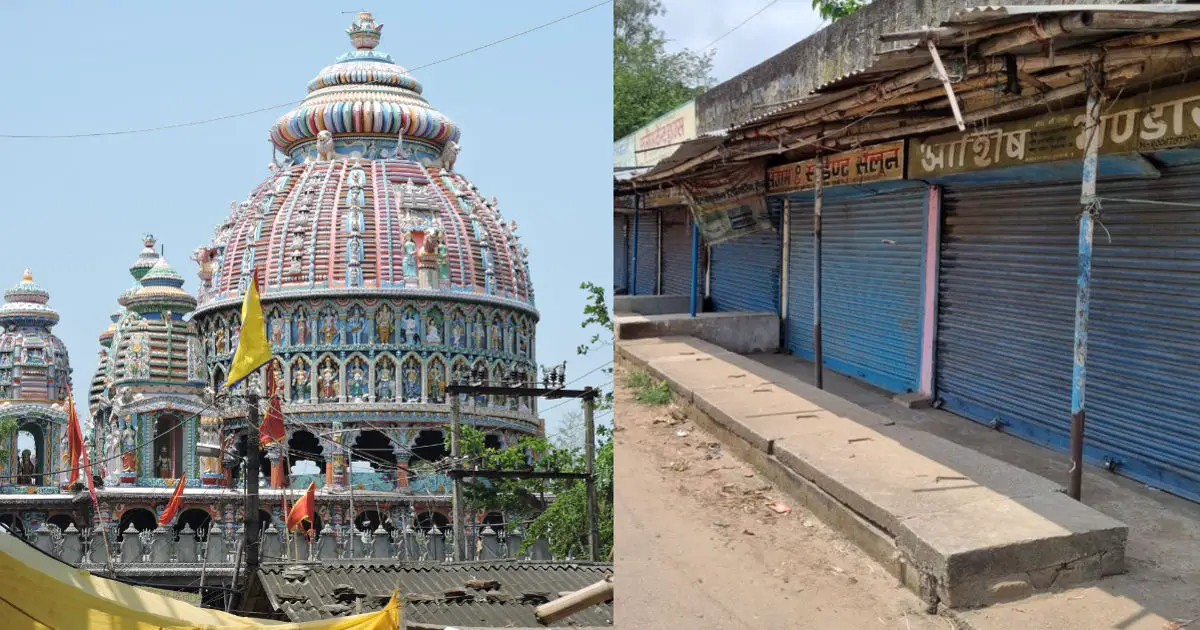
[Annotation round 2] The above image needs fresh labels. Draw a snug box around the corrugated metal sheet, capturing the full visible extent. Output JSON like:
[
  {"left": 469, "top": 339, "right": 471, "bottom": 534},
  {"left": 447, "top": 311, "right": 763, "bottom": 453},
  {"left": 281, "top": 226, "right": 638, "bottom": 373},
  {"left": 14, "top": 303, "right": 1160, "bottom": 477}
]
[
  {"left": 709, "top": 205, "right": 781, "bottom": 314},
  {"left": 937, "top": 171, "right": 1200, "bottom": 501},
  {"left": 1087, "top": 166, "right": 1200, "bottom": 501},
  {"left": 660, "top": 207, "right": 704, "bottom": 298},
  {"left": 823, "top": 191, "right": 925, "bottom": 393},
  {"left": 785, "top": 197, "right": 815, "bottom": 359},
  {"left": 635, "top": 210, "right": 659, "bottom": 295},
  {"left": 936, "top": 182, "right": 1079, "bottom": 457},
  {"left": 258, "top": 562, "right": 612, "bottom": 627},
  {"left": 614, "top": 214, "right": 628, "bottom": 293}
]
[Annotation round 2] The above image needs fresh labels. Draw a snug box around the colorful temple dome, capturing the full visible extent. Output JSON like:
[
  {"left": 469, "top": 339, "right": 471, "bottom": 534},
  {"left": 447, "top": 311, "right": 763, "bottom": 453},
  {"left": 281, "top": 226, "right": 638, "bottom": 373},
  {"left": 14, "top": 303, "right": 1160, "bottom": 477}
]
[
  {"left": 194, "top": 11, "right": 533, "bottom": 311},
  {"left": 0, "top": 270, "right": 71, "bottom": 403},
  {"left": 268, "top": 11, "right": 460, "bottom": 161}
]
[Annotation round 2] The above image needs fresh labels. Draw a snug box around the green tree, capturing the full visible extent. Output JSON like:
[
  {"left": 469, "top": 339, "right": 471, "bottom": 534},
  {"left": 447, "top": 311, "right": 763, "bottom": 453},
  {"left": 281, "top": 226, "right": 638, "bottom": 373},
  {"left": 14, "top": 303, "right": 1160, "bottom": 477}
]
[
  {"left": 525, "top": 427, "right": 613, "bottom": 560},
  {"left": 0, "top": 416, "right": 16, "bottom": 464},
  {"left": 614, "top": 0, "right": 714, "bottom": 140},
  {"left": 576, "top": 281, "right": 614, "bottom": 411},
  {"left": 812, "top": 0, "right": 868, "bottom": 22}
]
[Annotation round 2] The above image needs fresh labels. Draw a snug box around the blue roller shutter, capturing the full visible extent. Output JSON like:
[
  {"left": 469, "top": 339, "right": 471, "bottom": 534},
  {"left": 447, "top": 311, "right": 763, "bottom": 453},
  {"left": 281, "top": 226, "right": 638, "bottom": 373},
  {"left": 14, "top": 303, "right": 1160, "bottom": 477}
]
[
  {"left": 936, "top": 182, "right": 1079, "bottom": 459},
  {"left": 661, "top": 207, "right": 705, "bottom": 299},
  {"left": 1087, "top": 166, "right": 1200, "bottom": 501},
  {"left": 820, "top": 191, "right": 925, "bottom": 393},
  {"left": 709, "top": 204, "right": 781, "bottom": 314},
  {"left": 785, "top": 197, "right": 814, "bottom": 359},
  {"left": 614, "top": 214, "right": 628, "bottom": 294},
  {"left": 635, "top": 210, "right": 658, "bottom": 295}
]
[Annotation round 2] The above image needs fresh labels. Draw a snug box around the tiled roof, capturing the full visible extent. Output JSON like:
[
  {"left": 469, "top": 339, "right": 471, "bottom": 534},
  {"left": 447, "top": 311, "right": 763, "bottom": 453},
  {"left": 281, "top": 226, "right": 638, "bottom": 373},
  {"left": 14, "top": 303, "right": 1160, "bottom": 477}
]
[{"left": 256, "top": 561, "right": 613, "bottom": 627}]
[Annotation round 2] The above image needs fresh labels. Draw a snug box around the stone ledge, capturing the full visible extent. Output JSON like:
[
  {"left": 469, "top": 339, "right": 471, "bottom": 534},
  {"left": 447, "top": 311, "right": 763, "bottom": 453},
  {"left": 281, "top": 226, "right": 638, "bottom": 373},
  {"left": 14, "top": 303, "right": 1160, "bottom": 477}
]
[
  {"left": 616, "top": 336, "right": 1129, "bottom": 611},
  {"left": 615, "top": 313, "right": 779, "bottom": 354}
]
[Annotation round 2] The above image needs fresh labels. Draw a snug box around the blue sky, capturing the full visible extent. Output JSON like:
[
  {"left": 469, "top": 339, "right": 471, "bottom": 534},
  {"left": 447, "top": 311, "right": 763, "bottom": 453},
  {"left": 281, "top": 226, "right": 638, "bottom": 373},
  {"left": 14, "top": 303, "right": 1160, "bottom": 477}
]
[{"left": 0, "top": 1, "right": 613, "bottom": 435}]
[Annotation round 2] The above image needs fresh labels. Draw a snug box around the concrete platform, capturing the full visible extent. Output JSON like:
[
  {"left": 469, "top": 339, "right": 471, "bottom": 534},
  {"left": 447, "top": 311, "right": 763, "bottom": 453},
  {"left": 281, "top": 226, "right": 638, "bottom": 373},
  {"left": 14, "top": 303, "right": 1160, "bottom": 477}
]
[
  {"left": 617, "top": 336, "right": 1129, "bottom": 612},
  {"left": 613, "top": 294, "right": 691, "bottom": 315},
  {"left": 614, "top": 312, "right": 778, "bottom": 354}
]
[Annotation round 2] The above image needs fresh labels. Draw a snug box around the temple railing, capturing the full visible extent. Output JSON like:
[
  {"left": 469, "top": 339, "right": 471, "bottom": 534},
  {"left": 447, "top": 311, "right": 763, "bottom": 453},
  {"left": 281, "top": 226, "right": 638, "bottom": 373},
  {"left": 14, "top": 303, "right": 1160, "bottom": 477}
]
[{"left": 12, "top": 522, "right": 566, "bottom": 569}]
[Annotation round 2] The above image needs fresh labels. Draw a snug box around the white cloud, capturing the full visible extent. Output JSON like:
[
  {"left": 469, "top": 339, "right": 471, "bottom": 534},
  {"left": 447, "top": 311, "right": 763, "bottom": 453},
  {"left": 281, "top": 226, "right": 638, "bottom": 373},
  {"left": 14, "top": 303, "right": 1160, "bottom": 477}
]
[{"left": 656, "top": 0, "right": 826, "bottom": 83}]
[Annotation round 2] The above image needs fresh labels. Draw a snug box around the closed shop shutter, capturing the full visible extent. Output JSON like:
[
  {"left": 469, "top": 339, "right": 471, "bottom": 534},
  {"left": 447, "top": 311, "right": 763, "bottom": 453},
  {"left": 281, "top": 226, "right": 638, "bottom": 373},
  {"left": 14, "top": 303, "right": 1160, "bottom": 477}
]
[
  {"left": 614, "top": 214, "right": 628, "bottom": 294},
  {"left": 635, "top": 210, "right": 659, "bottom": 295},
  {"left": 1087, "top": 166, "right": 1200, "bottom": 501},
  {"left": 709, "top": 206, "right": 781, "bottom": 314},
  {"left": 935, "top": 182, "right": 1078, "bottom": 455},
  {"left": 660, "top": 207, "right": 704, "bottom": 298},
  {"left": 785, "top": 191, "right": 924, "bottom": 393}
]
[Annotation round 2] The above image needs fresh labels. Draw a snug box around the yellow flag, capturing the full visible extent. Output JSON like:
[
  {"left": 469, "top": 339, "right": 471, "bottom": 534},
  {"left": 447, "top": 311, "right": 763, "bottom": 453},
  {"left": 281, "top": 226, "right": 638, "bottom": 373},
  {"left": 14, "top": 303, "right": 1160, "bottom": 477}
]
[{"left": 225, "top": 275, "right": 273, "bottom": 388}]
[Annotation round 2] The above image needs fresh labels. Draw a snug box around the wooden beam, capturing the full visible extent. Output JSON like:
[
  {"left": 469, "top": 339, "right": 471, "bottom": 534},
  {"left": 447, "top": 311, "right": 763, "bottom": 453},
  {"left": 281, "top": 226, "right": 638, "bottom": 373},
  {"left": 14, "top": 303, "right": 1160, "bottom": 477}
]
[
  {"left": 534, "top": 576, "right": 614, "bottom": 626},
  {"left": 927, "top": 40, "right": 966, "bottom": 131}
]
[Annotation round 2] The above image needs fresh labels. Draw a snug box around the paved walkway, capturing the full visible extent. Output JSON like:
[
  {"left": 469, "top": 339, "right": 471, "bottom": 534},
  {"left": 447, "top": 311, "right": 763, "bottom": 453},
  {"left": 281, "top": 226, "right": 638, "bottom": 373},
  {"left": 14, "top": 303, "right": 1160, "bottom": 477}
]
[{"left": 750, "top": 351, "right": 1200, "bottom": 630}]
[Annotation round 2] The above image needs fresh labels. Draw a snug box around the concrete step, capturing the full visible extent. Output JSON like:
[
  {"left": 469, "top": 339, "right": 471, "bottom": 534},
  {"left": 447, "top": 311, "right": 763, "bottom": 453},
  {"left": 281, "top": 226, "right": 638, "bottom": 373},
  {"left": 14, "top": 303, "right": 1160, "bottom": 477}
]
[{"left": 617, "top": 336, "right": 1129, "bottom": 612}]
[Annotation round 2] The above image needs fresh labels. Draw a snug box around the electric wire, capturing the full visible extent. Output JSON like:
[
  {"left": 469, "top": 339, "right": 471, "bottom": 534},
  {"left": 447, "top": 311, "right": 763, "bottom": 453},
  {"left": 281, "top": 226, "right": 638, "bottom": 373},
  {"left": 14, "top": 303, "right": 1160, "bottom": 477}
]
[
  {"left": 701, "top": 0, "right": 782, "bottom": 52},
  {"left": 0, "top": 1, "right": 611, "bottom": 139}
]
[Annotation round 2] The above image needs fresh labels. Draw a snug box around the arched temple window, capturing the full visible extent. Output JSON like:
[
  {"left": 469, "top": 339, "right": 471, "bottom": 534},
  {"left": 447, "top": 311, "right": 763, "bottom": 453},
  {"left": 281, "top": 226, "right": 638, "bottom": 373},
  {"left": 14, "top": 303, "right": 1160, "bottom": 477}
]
[
  {"left": 153, "top": 415, "right": 184, "bottom": 478},
  {"left": 410, "top": 430, "right": 447, "bottom": 464},
  {"left": 414, "top": 510, "right": 449, "bottom": 533},
  {"left": 287, "top": 430, "right": 327, "bottom": 478},
  {"left": 352, "top": 430, "right": 396, "bottom": 473},
  {"left": 117, "top": 508, "right": 157, "bottom": 541},
  {"left": 14, "top": 424, "right": 44, "bottom": 486}
]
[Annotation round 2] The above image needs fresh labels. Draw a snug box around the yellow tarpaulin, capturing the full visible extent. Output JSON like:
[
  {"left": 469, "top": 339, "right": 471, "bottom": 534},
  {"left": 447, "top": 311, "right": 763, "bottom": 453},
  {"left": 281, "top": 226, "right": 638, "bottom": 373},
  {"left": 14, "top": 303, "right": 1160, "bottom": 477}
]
[{"left": 0, "top": 533, "right": 402, "bottom": 629}]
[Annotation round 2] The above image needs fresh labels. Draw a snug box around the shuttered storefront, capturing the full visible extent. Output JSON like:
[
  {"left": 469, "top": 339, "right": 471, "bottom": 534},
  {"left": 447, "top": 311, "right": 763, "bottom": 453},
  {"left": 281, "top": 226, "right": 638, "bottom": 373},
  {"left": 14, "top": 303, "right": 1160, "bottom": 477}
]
[
  {"left": 614, "top": 214, "right": 629, "bottom": 294},
  {"left": 634, "top": 210, "right": 659, "bottom": 295},
  {"left": 709, "top": 207, "right": 781, "bottom": 314},
  {"left": 660, "top": 207, "right": 705, "bottom": 298},
  {"left": 1088, "top": 166, "right": 1200, "bottom": 501},
  {"left": 785, "top": 191, "right": 924, "bottom": 393},
  {"left": 936, "top": 170, "right": 1200, "bottom": 500}
]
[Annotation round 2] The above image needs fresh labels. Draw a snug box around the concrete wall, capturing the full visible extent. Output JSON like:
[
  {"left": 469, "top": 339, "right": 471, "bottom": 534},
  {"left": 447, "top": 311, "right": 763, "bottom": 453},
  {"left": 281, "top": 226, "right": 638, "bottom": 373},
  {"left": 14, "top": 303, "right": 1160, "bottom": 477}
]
[
  {"left": 695, "top": 0, "right": 1142, "bottom": 134},
  {"left": 615, "top": 312, "right": 780, "bottom": 354},
  {"left": 614, "top": 294, "right": 692, "bottom": 316}
]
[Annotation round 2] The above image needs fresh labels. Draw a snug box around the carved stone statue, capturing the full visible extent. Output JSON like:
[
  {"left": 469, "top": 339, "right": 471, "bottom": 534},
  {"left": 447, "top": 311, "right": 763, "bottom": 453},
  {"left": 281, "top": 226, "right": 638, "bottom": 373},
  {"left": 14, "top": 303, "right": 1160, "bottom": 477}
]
[
  {"left": 375, "top": 308, "right": 394, "bottom": 343},
  {"left": 437, "top": 141, "right": 459, "bottom": 172},
  {"left": 402, "top": 233, "right": 417, "bottom": 279},
  {"left": 403, "top": 313, "right": 419, "bottom": 345},
  {"left": 316, "top": 130, "right": 335, "bottom": 161},
  {"left": 156, "top": 445, "right": 172, "bottom": 478},
  {"left": 15, "top": 449, "right": 35, "bottom": 485},
  {"left": 121, "top": 424, "right": 138, "bottom": 473},
  {"left": 425, "top": 319, "right": 442, "bottom": 345},
  {"left": 377, "top": 362, "right": 395, "bottom": 402}
]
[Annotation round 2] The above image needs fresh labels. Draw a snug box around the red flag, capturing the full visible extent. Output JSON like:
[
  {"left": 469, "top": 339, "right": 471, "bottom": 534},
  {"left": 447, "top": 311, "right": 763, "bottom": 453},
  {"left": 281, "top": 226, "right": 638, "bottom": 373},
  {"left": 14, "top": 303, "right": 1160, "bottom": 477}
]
[
  {"left": 158, "top": 475, "right": 187, "bottom": 526},
  {"left": 65, "top": 393, "right": 85, "bottom": 486},
  {"left": 286, "top": 481, "right": 316, "bottom": 532},
  {"left": 260, "top": 394, "right": 286, "bottom": 446}
]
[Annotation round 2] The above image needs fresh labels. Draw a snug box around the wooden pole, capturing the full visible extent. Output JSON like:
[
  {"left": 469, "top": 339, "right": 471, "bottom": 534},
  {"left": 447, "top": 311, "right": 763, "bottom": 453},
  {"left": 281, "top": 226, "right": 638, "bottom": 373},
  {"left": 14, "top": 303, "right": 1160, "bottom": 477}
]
[
  {"left": 584, "top": 394, "right": 600, "bottom": 562},
  {"left": 813, "top": 151, "right": 824, "bottom": 390},
  {"left": 450, "top": 393, "right": 466, "bottom": 561},
  {"left": 927, "top": 39, "right": 966, "bottom": 131},
  {"left": 242, "top": 391, "right": 261, "bottom": 592},
  {"left": 534, "top": 575, "right": 614, "bottom": 626}
]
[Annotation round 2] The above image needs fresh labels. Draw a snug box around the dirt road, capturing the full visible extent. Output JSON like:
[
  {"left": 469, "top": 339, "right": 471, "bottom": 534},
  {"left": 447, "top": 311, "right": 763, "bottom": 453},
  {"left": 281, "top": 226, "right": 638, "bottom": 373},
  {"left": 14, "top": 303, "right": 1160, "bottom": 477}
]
[{"left": 613, "top": 368, "right": 945, "bottom": 629}]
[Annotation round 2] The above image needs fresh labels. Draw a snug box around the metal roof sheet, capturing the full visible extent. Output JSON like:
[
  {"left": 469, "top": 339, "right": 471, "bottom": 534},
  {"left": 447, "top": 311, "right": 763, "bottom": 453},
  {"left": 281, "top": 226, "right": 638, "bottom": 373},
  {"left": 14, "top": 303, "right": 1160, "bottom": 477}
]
[{"left": 257, "top": 562, "right": 613, "bottom": 627}]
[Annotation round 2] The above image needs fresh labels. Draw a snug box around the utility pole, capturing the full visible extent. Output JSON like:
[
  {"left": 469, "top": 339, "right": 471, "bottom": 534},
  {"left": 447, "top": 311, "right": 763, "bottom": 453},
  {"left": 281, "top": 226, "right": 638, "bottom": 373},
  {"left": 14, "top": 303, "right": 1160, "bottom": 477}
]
[
  {"left": 584, "top": 390, "right": 600, "bottom": 562},
  {"left": 813, "top": 149, "right": 825, "bottom": 390},
  {"left": 450, "top": 393, "right": 466, "bottom": 561},
  {"left": 242, "top": 391, "right": 261, "bottom": 589}
]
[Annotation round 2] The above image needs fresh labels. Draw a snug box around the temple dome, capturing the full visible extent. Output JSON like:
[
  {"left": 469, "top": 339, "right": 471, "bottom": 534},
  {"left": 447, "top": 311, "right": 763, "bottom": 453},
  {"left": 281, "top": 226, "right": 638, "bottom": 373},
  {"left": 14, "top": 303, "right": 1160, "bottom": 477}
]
[
  {"left": 195, "top": 11, "right": 533, "bottom": 315},
  {"left": 268, "top": 11, "right": 460, "bottom": 159},
  {"left": 0, "top": 270, "right": 71, "bottom": 403}
]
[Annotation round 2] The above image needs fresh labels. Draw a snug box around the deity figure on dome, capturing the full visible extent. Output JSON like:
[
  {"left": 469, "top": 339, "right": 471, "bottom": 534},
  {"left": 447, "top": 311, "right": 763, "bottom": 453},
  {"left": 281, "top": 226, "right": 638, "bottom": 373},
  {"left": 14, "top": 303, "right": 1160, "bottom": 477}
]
[
  {"left": 216, "top": 327, "right": 227, "bottom": 354},
  {"left": 292, "top": 362, "right": 311, "bottom": 402},
  {"left": 490, "top": 321, "right": 502, "bottom": 351},
  {"left": 425, "top": 318, "right": 442, "bottom": 345},
  {"left": 429, "top": 361, "right": 446, "bottom": 404},
  {"left": 319, "top": 360, "right": 339, "bottom": 402},
  {"left": 200, "top": 425, "right": 220, "bottom": 474},
  {"left": 121, "top": 423, "right": 138, "bottom": 473},
  {"left": 231, "top": 324, "right": 241, "bottom": 350},
  {"left": 270, "top": 311, "right": 288, "bottom": 346},
  {"left": 403, "top": 313, "right": 419, "bottom": 345},
  {"left": 437, "top": 242, "right": 450, "bottom": 285},
  {"left": 348, "top": 237, "right": 362, "bottom": 265},
  {"left": 348, "top": 362, "right": 367, "bottom": 401},
  {"left": 294, "top": 311, "right": 310, "bottom": 345},
  {"left": 450, "top": 317, "right": 466, "bottom": 348},
  {"left": 320, "top": 311, "right": 339, "bottom": 344},
  {"left": 376, "top": 361, "right": 395, "bottom": 402},
  {"left": 375, "top": 307, "right": 394, "bottom": 344},
  {"left": 402, "top": 233, "right": 417, "bottom": 280},
  {"left": 346, "top": 309, "right": 367, "bottom": 345},
  {"left": 402, "top": 360, "right": 421, "bottom": 402},
  {"left": 518, "top": 331, "right": 528, "bottom": 357},
  {"left": 15, "top": 450, "right": 35, "bottom": 485}
]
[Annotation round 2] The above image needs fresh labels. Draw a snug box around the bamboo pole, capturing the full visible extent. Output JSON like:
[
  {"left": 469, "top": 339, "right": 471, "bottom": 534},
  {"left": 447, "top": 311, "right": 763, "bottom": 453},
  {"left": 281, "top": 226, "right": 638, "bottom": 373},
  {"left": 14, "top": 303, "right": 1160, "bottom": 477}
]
[{"left": 534, "top": 576, "right": 614, "bottom": 626}]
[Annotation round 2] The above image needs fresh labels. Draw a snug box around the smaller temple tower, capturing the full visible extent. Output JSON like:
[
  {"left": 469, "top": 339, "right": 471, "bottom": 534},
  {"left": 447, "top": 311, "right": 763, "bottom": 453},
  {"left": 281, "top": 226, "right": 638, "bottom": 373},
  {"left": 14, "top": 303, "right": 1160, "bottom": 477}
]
[
  {"left": 92, "top": 236, "right": 206, "bottom": 488},
  {"left": 0, "top": 270, "right": 72, "bottom": 491}
]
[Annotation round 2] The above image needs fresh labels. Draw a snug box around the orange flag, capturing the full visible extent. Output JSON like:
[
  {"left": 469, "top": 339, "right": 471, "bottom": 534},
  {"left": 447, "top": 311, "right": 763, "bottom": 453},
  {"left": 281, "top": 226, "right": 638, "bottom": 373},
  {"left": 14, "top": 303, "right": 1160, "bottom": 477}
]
[
  {"left": 65, "top": 392, "right": 85, "bottom": 486},
  {"left": 158, "top": 475, "right": 187, "bottom": 526},
  {"left": 286, "top": 481, "right": 316, "bottom": 532},
  {"left": 260, "top": 394, "right": 286, "bottom": 446}
]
